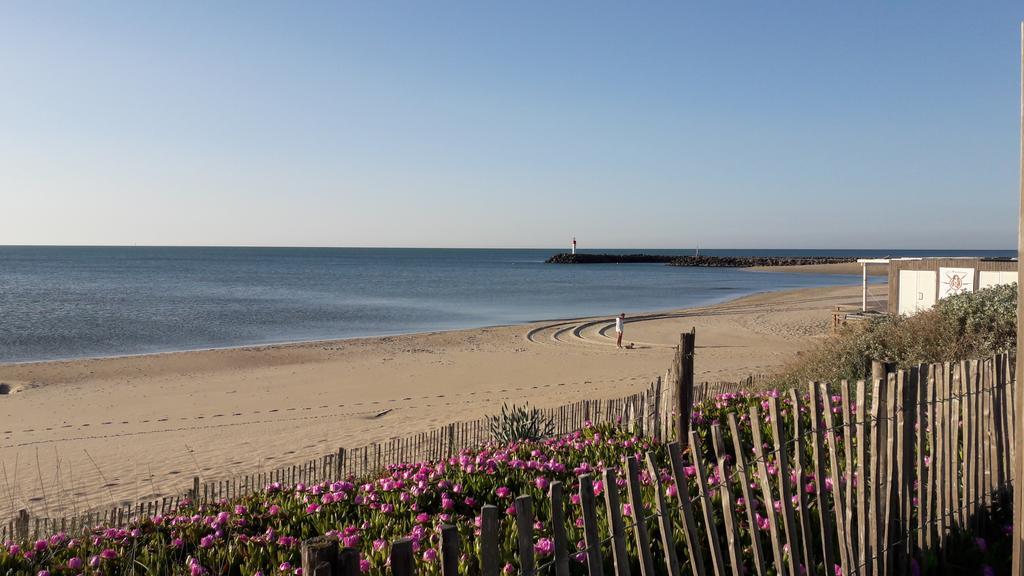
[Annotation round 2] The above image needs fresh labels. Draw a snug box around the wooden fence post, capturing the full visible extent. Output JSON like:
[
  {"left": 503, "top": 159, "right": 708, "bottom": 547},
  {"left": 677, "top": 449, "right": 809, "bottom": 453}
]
[
  {"left": 301, "top": 536, "right": 340, "bottom": 576},
  {"left": 578, "top": 474, "right": 604, "bottom": 576},
  {"left": 675, "top": 329, "right": 696, "bottom": 445},
  {"left": 515, "top": 496, "right": 536, "bottom": 576},
  {"left": 339, "top": 548, "right": 360, "bottom": 576},
  {"left": 15, "top": 509, "right": 28, "bottom": 542},
  {"left": 440, "top": 525, "right": 460, "bottom": 576},
  {"left": 391, "top": 538, "right": 415, "bottom": 576},
  {"left": 549, "top": 481, "right": 571, "bottom": 576},
  {"left": 480, "top": 505, "right": 501, "bottom": 576}
]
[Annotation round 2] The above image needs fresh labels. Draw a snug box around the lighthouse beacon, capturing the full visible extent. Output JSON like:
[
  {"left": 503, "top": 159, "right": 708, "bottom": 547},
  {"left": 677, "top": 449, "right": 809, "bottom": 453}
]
[{"left": 571, "top": 236, "right": 577, "bottom": 255}]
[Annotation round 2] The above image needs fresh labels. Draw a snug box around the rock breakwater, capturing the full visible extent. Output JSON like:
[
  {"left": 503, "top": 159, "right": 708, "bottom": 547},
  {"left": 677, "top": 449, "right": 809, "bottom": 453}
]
[
  {"left": 545, "top": 253, "right": 857, "bottom": 267},
  {"left": 666, "top": 256, "right": 856, "bottom": 267}
]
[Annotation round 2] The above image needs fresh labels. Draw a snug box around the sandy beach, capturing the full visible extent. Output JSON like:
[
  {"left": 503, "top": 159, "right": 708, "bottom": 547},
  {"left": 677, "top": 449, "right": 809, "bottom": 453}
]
[
  {"left": 747, "top": 261, "right": 888, "bottom": 275},
  {"left": 0, "top": 282, "right": 873, "bottom": 521}
]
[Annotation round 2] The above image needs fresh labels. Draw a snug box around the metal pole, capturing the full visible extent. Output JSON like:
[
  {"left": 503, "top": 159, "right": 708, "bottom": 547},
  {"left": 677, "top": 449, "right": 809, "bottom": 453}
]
[
  {"left": 862, "top": 263, "right": 868, "bottom": 311},
  {"left": 1013, "top": 20, "right": 1024, "bottom": 576}
]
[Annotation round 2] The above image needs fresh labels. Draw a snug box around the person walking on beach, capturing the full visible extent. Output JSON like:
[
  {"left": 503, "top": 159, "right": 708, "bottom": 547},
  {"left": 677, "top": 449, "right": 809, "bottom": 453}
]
[{"left": 615, "top": 313, "right": 625, "bottom": 348}]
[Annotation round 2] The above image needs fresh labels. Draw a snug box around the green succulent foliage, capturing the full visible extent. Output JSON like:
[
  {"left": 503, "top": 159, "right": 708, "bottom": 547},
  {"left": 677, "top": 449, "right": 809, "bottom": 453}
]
[{"left": 487, "top": 402, "right": 556, "bottom": 443}]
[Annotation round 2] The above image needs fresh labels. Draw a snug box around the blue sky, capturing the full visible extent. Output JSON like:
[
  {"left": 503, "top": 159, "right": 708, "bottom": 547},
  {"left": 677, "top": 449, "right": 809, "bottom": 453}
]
[{"left": 1, "top": 2, "right": 1021, "bottom": 249}]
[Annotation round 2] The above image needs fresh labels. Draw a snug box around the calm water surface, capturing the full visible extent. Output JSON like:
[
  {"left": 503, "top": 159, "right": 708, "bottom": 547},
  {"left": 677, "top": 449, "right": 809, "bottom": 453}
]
[{"left": 0, "top": 247, "right": 1011, "bottom": 363}]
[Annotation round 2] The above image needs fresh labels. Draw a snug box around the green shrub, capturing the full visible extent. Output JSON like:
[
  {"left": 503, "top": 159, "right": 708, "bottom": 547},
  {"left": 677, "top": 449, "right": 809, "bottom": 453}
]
[{"left": 777, "top": 282, "right": 1016, "bottom": 385}]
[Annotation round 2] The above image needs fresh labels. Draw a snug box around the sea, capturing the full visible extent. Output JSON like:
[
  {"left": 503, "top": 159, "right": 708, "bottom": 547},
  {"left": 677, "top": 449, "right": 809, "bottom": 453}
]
[{"left": 0, "top": 247, "right": 1014, "bottom": 363}]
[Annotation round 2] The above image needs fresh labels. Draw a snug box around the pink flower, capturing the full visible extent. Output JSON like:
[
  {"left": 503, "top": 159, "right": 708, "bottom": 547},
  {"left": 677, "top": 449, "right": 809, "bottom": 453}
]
[
  {"left": 535, "top": 538, "right": 554, "bottom": 556},
  {"left": 756, "top": 513, "right": 770, "bottom": 531},
  {"left": 68, "top": 557, "right": 83, "bottom": 570},
  {"left": 423, "top": 549, "right": 438, "bottom": 562},
  {"left": 536, "top": 477, "right": 549, "bottom": 491},
  {"left": 100, "top": 549, "right": 118, "bottom": 560},
  {"left": 496, "top": 486, "right": 511, "bottom": 498}
]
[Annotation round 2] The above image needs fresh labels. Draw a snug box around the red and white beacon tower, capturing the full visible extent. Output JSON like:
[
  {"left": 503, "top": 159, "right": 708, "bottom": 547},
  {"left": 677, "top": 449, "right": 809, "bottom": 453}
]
[{"left": 571, "top": 236, "right": 577, "bottom": 255}]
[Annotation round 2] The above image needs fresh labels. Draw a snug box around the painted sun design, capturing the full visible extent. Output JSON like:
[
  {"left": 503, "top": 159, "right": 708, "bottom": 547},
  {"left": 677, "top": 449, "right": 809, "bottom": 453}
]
[{"left": 944, "top": 272, "right": 965, "bottom": 295}]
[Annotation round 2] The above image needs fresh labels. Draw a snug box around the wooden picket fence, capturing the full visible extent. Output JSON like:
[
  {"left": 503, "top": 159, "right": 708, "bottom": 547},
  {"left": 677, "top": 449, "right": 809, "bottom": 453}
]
[
  {"left": 0, "top": 371, "right": 755, "bottom": 543},
  {"left": 297, "top": 353, "right": 1016, "bottom": 576}
]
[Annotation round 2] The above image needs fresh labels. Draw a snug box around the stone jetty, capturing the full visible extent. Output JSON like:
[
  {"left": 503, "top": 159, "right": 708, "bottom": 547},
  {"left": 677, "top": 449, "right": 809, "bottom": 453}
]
[
  {"left": 666, "top": 255, "right": 856, "bottom": 267},
  {"left": 544, "top": 253, "right": 675, "bottom": 264},
  {"left": 545, "top": 253, "right": 856, "bottom": 267}
]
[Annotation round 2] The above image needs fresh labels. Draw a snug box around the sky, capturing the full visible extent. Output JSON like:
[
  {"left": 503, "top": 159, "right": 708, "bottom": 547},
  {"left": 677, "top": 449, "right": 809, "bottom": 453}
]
[{"left": 1, "top": 2, "right": 1022, "bottom": 249}]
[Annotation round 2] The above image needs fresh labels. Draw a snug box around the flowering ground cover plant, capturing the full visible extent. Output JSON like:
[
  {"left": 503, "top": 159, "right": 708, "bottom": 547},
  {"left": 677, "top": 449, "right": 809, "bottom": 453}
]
[{"left": 0, "top": 390, "right": 1009, "bottom": 576}]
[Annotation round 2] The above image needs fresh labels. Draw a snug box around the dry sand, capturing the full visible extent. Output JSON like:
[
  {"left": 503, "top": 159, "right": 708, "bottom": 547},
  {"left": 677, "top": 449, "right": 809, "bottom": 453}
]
[
  {"left": 0, "top": 283, "right": 875, "bottom": 521},
  {"left": 748, "top": 261, "right": 888, "bottom": 275}
]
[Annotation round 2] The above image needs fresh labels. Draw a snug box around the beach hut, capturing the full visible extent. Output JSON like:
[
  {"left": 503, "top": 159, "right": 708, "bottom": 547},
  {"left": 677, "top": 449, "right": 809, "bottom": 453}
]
[{"left": 867, "top": 257, "right": 1019, "bottom": 315}]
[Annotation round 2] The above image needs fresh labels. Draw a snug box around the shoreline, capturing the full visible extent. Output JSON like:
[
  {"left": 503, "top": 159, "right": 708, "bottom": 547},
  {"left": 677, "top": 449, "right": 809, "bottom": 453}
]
[{"left": 0, "top": 262, "right": 877, "bottom": 367}]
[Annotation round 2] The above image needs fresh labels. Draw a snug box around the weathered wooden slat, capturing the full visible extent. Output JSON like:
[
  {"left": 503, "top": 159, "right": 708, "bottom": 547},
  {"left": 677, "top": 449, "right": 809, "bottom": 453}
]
[
  {"left": 668, "top": 442, "right": 705, "bottom": 575},
  {"left": 788, "top": 389, "right": 817, "bottom": 574},
  {"left": 749, "top": 406, "right": 788, "bottom": 576},
  {"left": 867, "top": 375, "right": 885, "bottom": 576},
  {"left": 549, "top": 481, "right": 571, "bottom": 576},
  {"left": 767, "top": 397, "right": 800, "bottom": 576},
  {"left": 480, "top": 505, "right": 500, "bottom": 576},
  {"left": 881, "top": 372, "right": 897, "bottom": 574},
  {"left": 625, "top": 457, "right": 656, "bottom": 576},
  {"left": 578, "top": 474, "right": 604, "bottom": 576},
  {"left": 922, "top": 364, "right": 935, "bottom": 553},
  {"left": 390, "top": 538, "right": 415, "bottom": 576},
  {"left": 602, "top": 467, "right": 631, "bottom": 576},
  {"left": 726, "top": 414, "right": 766, "bottom": 576},
  {"left": 809, "top": 384, "right": 838, "bottom": 573},
  {"left": 301, "top": 535, "right": 339, "bottom": 576},
  {"left": 512, "top": 496, "right": 536, "bottom": 569},
  {"left": 440, "top": 524, "right": 460, "bottom": 576},
  {"left": 838, "top": 378, "right": 858, "bottom": 566},
  {"left": 950, "top": 362, "right": 962, "bottom": 530},
  {"left": 710, "top": 424, "right": 744, "bottom": 576},
  {"left": 689, "top": 429, "right": 727, "bottom": 576},
  {"left": 644, "top": 453, "right": 681, "bottom": 576}
]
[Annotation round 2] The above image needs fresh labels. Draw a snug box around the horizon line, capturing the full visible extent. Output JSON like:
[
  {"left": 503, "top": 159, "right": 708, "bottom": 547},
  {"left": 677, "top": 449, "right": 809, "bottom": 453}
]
[{"left": 0, "top": 244, "right": 1017, "bottom": 252}]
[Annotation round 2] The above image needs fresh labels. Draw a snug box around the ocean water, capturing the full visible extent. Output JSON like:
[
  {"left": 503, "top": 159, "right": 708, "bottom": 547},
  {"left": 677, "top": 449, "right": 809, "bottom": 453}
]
[{"left": 0, "top": 247, "right": 1013, "bottom": 363}]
